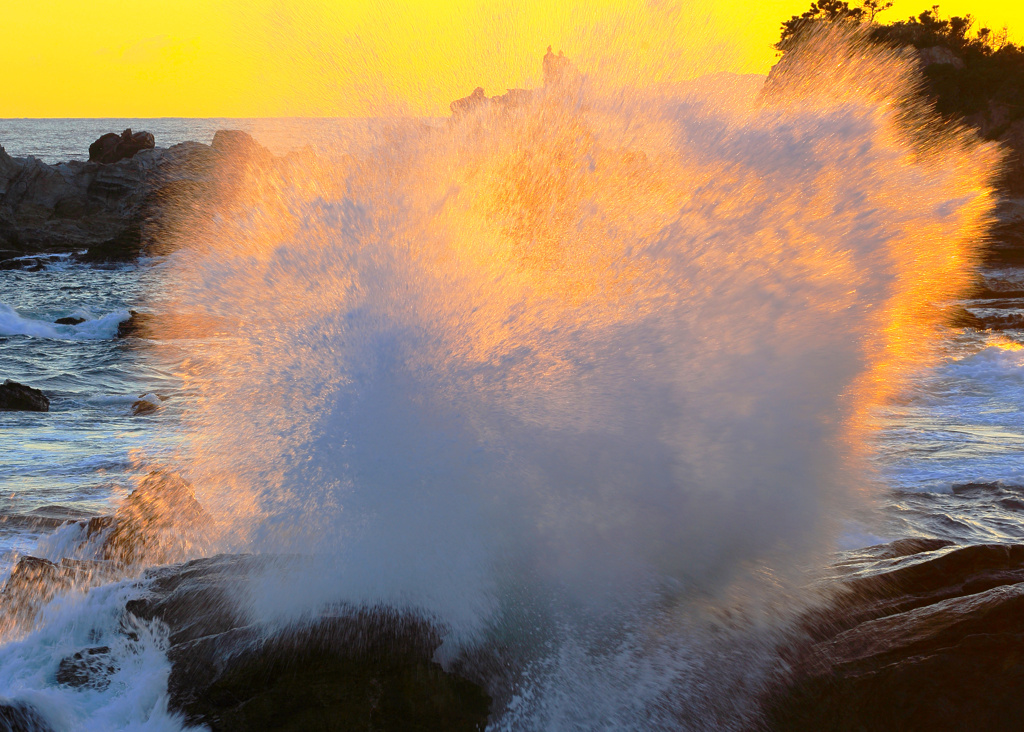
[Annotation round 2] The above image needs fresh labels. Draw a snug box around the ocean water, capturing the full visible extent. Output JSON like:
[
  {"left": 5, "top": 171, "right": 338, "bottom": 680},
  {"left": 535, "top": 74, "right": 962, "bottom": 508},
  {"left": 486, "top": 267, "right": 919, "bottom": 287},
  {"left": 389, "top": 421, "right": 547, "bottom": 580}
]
[{"left": 0, "top": 35, "right": 1022, "bottom": 730}]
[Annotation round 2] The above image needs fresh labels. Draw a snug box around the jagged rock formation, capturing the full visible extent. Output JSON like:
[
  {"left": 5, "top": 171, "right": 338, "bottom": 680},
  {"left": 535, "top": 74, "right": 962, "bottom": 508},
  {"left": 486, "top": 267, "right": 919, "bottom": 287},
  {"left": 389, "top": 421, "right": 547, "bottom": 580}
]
[{"left": 0, "top": 130, "right": 274, "bottom": 263}]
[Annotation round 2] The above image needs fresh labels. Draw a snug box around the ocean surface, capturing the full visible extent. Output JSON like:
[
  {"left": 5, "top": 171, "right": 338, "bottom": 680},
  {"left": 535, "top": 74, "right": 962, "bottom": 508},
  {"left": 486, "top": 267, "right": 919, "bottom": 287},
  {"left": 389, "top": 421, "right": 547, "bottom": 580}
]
[{"left": 1, "top": 111, "right": 1022, "bottom": 729}]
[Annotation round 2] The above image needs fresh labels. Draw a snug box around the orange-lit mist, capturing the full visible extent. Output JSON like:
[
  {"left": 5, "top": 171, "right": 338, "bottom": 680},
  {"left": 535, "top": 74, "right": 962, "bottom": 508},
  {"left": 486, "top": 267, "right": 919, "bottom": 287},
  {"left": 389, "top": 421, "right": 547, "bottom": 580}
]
[{"left": 2, "top": 0, "right": 1023, "bottom": 118}]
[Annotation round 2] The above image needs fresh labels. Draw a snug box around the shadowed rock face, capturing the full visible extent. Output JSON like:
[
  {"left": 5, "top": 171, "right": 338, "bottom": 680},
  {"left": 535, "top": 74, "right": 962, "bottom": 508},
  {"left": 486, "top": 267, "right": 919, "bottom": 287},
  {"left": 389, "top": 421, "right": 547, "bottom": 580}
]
[
  {"left": 762, "top": 541, "right": 1024, "bottom": 732},
  {"left": 0, "top": 380, "right": 49, "bottom": 412}
]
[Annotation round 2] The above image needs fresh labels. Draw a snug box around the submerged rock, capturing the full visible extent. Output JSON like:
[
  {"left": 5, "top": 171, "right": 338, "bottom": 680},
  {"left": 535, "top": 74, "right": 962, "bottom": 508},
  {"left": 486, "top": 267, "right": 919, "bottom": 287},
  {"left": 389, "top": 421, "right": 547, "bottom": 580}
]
[
  {"left": 0, "top": 380, "right": 49, "bottom": 412},
  {"left": 764, "top": 542, "right": 1024, "bottom": 731},
  {"left": 53, "top": 316, "right": 85, "bottom": 325},
  {"left": 130, "top": 393, "right": 167, "bottom": 416}
]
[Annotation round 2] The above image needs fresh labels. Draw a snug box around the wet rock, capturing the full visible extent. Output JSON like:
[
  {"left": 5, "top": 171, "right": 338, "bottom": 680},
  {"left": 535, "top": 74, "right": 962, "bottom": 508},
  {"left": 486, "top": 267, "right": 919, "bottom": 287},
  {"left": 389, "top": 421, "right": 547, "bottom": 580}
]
[
  {"left": 120, "top": 555, "right": 492, "bottom": 731},
  {"left": 131, "top": 400, "right": 158, "bottom": 416},
  {"left": 765, "top": 541, "right": 1024, "bottom": 731},
  {"left": 88, "top": 129, "right": 156, "bottom": 165},
  {"left": 0, "top": 380, "right": 49, "bottom": 412},
  {"left": 101, "top": 470, "right": 210, "bottom": 566},
  {"left": 0, "top": 556, "right": 116, "bottom": 634},
  {"left": 55, "top": 646, "right": 116, "bottom": 690},
  {"left": 0, "top": 507, "right": 92, "bottom": 532},
  {"left": 0, "top": 700, "right": 54, "bottom": 732},
  {"left": 116, "top": 310, "right": 156, "bottom": 338},
  {"left": 54, "top": 316, "right": 85, "bottom": 325},
  {"left": 173, "top": 615, "right": 491, "bottom": 732}
]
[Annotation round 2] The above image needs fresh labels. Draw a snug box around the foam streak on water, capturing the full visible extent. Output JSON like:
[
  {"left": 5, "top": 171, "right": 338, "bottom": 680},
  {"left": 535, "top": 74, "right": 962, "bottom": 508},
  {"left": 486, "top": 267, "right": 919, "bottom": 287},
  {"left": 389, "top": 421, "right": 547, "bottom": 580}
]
[{"left": 144, "top": 28, "right": 1001, "bottom": 729}]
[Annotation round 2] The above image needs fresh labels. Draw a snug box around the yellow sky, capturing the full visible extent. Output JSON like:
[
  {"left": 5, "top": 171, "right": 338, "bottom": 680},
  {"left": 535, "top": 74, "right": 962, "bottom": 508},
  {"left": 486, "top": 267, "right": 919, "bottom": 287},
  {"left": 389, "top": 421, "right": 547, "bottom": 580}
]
[{"left": 1, "top": 0, "right": 1022, "bottom": 118}]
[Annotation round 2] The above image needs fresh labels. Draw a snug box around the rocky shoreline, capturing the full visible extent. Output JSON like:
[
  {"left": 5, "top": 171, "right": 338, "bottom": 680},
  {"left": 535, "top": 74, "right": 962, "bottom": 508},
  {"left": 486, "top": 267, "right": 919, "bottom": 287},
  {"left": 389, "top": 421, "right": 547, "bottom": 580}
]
[
  {"left": 0, "top": 128, "right": 276, "bottom": 265},
  {"left": 2, "top": 76, "right": 1024, "bottom": 729},
  {"left": 4, "top": 503, "right": 1024, "bottom": 730},
  {"left": 0, "top": 469, "right": 492, "bottom": 732}
]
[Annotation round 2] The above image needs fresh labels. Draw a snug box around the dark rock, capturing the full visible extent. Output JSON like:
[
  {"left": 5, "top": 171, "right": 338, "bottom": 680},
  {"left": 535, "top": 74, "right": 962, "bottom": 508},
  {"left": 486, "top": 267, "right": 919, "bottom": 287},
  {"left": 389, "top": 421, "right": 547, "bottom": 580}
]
[
  {"left": 88, "top": 129, "right": 156, "bottom": 165},
  {"left": 124, "top": 554, "right": 264, "bottom": 645},
  {"left": 54, "top": 317, "right": 85, "bottom": 325},
  {"left": 173, "top": 614, "right": 491, "bottom": 732},
  {"left": 116, "top": 310, "right": 155, "bottom": 339},
  {"left": 78, "top": 223, "right": 142, "bottom": 263},
  {"left": 764, "top": 541, "right": 1024, "bottom": 732},
  {"left": 120, "top": 555, "right": 491, "bottom": 731},
  {"left": 1000, "top": 118, "right": 1024, "bottom": 197},
  {"left": 0, "top": 380, "right": 49, "bottom": 412},
  {"left": 0, "top": 700, "right": 53, "bottom": 732},
  {"left": 56, "top": 646, "right": 116, "bottom": 690}
]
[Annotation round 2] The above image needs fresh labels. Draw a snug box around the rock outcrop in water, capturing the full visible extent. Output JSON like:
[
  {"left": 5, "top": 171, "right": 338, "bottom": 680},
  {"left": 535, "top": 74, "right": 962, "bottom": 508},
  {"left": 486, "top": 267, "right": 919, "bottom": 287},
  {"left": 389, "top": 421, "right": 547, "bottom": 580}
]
[
  {"left": 0, "top": 380, "right": 49, "bottom": 412},
  {"left": 764, "top": 539, "right": 1024, "bottom": 731},
  {"left": 0, "top": 130, "right": 274, "bottom": 263},
  {"left": 87, "top": 469, "right": 210, "bottom": 567}
]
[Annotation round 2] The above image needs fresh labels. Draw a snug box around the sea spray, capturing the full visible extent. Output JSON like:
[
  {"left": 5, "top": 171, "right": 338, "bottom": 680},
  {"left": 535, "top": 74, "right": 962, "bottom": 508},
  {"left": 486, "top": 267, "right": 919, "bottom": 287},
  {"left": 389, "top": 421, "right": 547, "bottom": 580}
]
[{"left": 145, "top": 27, "right": 1000, "bottom": 728}]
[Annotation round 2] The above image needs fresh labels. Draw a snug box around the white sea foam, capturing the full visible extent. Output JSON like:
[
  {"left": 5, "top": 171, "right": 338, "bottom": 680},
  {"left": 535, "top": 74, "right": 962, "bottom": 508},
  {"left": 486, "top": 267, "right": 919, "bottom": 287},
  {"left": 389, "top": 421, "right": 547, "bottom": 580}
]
[
  {"left": 0, "top": 582, "right": 198, "bottom": 732},
  {"left": 0, "top": 303, "right": 128, "bottom": 340}
]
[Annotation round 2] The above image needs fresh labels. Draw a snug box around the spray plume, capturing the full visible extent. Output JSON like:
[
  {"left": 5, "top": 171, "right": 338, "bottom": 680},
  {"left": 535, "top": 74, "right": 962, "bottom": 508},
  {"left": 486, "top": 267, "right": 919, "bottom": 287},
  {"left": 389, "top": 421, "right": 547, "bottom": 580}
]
[{"left": 148, "top": 22, "right": 999, "bottom": 729}]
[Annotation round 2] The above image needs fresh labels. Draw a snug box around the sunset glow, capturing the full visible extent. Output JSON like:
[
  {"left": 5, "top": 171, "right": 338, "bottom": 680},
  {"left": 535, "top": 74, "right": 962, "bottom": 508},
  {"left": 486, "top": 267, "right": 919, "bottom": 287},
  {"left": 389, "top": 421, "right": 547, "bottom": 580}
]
[{"left": 3, "top": 0, "right": 1023, "bottom": 118}]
